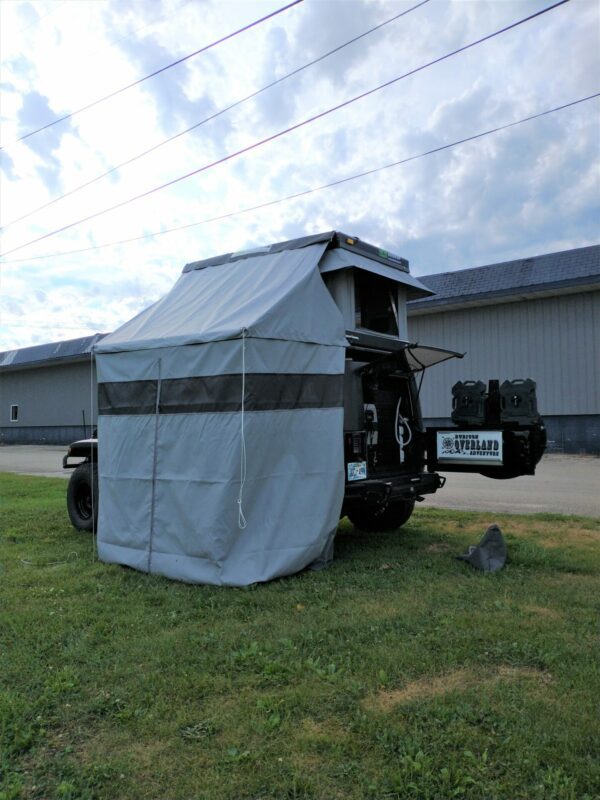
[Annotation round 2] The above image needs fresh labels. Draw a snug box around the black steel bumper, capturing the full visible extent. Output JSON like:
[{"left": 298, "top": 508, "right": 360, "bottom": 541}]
[{"left": 343, "top": 471, "right": 445, "bottom": 510}]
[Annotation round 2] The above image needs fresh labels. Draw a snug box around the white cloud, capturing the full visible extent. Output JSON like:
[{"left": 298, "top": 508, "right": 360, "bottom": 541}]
[{"left": 0, "top": 0, "right": 598, "bottom": 349}]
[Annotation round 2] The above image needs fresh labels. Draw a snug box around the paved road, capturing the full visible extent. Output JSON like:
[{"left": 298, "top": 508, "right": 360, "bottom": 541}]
[
  {"left": 0, "top": 446, "right": 598, "bottom": 517},
  {"left": 0, "top": 445, "right": 84, "bottom": 478},
  {"left": 426, "top": 454, "right": 599, "bottom": 518}
]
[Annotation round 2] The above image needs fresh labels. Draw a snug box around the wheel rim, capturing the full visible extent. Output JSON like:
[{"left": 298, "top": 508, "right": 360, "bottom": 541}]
[{"left": 75, "top": 484, "right": 93, "bottom": 519}]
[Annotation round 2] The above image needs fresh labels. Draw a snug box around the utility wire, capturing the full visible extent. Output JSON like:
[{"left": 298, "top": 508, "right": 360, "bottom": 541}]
[
  {"left": 1, "top": 0, "right": 431, "bottom": 230},
  {"left": 2, "top": 92, "right": 595, "bottom": 266},
  {"left": 0, "top": 0, "right": 303, "bottom": 149},
  {"left": 0, "top": 0, "right": 572, "bottom": 258}
]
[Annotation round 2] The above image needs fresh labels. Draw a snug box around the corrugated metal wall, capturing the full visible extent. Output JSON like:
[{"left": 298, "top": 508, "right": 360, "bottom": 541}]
[
  {"left": 0, "top": 361, "right": 98, "bottom": 432},
  {"left": 408, "top": 290, "right": 600, "bottom": 418}
]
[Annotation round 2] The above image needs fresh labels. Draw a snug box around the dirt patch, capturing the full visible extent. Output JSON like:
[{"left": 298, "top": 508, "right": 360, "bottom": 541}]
[
  {"left": 522, "top": 604, "right": 564, "bottom": 621},
  {"left": 365, "top": 665, "right": 551, "bottom": 712},
  {"left": 299, "top": 717, "right": 346, "bottom": 739},
  {"left": 497, "top": 665, "right": 553, "bottom": 685},
  {"left": 367, "top": 668, "right": 474, "bottom": 711},
  {"left": 77, "top": 731, "right": 170, "bottom": 767}
]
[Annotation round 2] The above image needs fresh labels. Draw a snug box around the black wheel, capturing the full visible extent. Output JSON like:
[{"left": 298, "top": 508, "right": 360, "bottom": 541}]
[
  {"left": 67, "top": 463, "right": 98, "bottom": 532},
  {"left": 348, "top": 499, "right": 415, "bottom": 532}
]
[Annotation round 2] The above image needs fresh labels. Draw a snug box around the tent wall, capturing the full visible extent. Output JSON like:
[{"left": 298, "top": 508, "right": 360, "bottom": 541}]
[{"left": 96, "top": 337, "right": 345, "bottom": 585}]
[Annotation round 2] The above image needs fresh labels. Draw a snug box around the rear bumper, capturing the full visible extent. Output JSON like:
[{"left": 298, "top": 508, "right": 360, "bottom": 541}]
[{"left": 343, "top": 471, "right": 445, "bottom": 510}]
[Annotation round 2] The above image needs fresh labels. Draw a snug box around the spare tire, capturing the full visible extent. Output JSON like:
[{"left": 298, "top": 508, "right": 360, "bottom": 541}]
[
  {"left": 67, "top": 463, "right": 98, "bottom": 532},
  {"left": 348, "top": 499, "right": 415, "bottom": 532}
]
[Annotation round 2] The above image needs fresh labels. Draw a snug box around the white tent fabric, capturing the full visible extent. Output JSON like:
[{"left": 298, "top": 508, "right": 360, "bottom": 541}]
[{"left": 94, "top": 243, "right": 348, "bottom": 586}]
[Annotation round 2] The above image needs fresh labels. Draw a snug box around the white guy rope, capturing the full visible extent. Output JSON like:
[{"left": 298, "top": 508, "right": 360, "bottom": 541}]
[{"left": 237, "top": 330, "right": 248, "bottom": 530}]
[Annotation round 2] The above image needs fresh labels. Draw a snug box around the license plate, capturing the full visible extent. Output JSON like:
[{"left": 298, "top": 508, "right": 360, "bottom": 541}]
[
  {"left": 347, "top": 461, "right": 367, "bottom": 481},
  {"left": 436, "top": 431, "right": 503, "bottom": 465}
]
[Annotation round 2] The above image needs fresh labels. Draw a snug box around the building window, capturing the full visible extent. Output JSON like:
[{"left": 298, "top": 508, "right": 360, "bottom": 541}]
[
  {"left": 354, "top": 271, "right": 399, "bottom": 336},
  {"left": 10, "top": 404, "right": 19, "bottom": 422}
]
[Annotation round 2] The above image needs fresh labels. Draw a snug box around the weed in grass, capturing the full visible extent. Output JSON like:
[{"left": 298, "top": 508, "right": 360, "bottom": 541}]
[{"left": 178, "top": 720, "right": 217, "bottom": 740}]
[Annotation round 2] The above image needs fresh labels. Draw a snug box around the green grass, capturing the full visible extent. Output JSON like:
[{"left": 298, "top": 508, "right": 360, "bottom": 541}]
[{"left": 1, "top": 473, "right": 599, "bottom": 800}]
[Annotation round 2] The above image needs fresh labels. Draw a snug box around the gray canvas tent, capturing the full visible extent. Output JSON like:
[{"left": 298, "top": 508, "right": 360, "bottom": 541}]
[{"left": 94, "top": 232, "right": 433, "bottom": 586}]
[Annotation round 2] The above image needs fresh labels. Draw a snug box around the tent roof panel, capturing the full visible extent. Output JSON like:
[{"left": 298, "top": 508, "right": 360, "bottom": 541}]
[
  {"left": 96, "top": 243, "right": 347, "bottom": 354},
  {"left": 183, "top": 231, "right": 336, "bottom": 272}
]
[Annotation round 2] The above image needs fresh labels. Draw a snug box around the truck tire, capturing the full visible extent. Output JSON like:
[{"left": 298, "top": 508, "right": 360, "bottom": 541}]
[
  {"left": 348, "top": 499, "right": 415, "bottom": 532},
  {"left": 67, "top": 463, "right": 98, "bottom": 532}
]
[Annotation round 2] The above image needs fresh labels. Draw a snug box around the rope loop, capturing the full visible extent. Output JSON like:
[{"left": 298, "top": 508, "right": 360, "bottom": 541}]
[{"left": 237, "top": 329, "right": 248, "bottom": 529}]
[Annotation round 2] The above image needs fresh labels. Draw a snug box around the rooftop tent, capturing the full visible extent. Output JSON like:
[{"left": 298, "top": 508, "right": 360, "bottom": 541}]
[
  {"left": 94, "top": 238, "right": 348, "bottom": 586},
  {"left": 319, "top": 246, "right": 433, "bottom": 300}
]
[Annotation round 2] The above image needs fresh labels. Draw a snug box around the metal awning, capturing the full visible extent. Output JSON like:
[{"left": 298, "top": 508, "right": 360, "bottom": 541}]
[{"left": 405, "top": 344, "right": 464, "bottom": 371}]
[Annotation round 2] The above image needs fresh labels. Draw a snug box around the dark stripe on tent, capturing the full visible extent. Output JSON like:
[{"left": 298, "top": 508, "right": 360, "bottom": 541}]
[
  {"left": 98, "top": 380, "right": 157, "bottom": 415},
  {"left": 98, "top": 374, "right": 343, "bottom": 415}
]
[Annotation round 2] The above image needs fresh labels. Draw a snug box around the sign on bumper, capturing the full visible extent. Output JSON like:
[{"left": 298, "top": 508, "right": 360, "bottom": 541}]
[{"left": 436, "top": 431, "right": 503, "bottom": 465}]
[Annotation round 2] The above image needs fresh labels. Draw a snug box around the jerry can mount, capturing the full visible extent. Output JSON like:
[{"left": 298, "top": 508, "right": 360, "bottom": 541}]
[{"left": 426, "top": 379, "right": 547, "bottom": 480}]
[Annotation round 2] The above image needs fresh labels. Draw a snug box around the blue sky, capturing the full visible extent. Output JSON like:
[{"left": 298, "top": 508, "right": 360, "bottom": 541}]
[{"left": 0, "top": 0, "right": 598, "bottom": 349}]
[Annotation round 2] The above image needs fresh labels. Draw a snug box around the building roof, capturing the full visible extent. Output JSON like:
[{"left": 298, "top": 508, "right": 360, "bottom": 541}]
[
  {"left": 408, "top": 244, "right": 600, "bottom": 315},
  {"left": 0, "top": 333, "right": 107, "bottom": 371}
]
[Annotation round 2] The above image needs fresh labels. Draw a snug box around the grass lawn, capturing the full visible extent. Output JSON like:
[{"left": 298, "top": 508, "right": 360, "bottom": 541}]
[{"left": 1, "top": 473, "right": 599, "bottom": 800}]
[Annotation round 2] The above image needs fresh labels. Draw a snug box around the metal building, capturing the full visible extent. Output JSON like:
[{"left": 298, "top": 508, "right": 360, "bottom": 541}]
[
  {"left": 408, "top": 245, "right": 600, "bottom": 454},
  {"left": 0, "top": 334, "right": 105, "bottom": 444}
]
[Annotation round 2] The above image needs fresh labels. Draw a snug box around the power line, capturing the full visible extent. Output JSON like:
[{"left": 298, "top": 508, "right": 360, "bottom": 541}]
[
  {"left": 2, "top": 92, "right": 595, "bottom": 266},
  {"left": 0, "top": 0, "right": 303, "bottom": 149},
  {"left": 1, "top": 0, "right": 431, "bottom": 230},
  {"left": 0, "top": 0, "right": 572, "bottom": 259}
]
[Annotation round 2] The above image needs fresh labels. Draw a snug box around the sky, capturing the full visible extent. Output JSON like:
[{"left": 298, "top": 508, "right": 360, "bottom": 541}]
[{"left": 0, "top": 0, "right": 598, "bottom": 350}]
